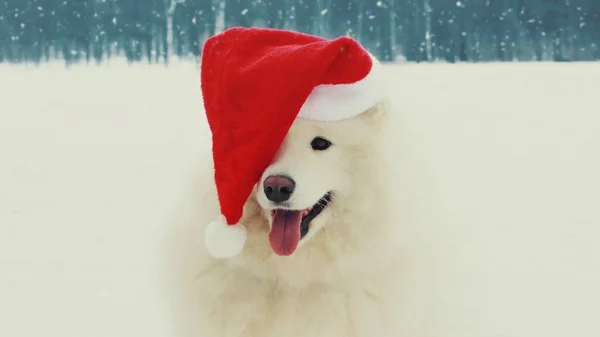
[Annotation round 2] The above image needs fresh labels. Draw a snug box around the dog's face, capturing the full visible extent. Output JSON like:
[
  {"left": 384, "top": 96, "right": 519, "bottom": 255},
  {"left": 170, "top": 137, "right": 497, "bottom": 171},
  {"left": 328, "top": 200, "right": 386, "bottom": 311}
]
[{"left": 255, "top": 104, "right": 388, "bottom": 256}]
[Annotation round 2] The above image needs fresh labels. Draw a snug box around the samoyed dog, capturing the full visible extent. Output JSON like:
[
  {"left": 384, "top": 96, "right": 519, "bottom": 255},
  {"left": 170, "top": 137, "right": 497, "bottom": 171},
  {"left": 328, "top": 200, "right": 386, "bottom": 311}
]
[{"left": 164, "top": 99, "right": 409, "bottom": 337}]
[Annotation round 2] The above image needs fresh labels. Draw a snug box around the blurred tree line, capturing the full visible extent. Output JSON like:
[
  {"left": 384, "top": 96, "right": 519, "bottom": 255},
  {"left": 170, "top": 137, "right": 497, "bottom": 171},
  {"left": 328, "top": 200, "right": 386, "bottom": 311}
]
[{"left": 1, "top": 0, "right": 599, "bottom": 65}]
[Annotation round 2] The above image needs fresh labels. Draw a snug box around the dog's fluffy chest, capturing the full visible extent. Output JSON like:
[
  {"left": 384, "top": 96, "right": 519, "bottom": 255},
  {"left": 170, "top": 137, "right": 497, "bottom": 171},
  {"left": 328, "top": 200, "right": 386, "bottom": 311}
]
[{"left": 197, "top": 269, "right": 397, "bottom": 337}]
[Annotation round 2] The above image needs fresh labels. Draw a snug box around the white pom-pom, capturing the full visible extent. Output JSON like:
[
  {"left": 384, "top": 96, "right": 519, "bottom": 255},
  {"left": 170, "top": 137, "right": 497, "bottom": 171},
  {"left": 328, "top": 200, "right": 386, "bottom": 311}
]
[{"left": 204, "top": 214, "right": 247, "bottom": 258}]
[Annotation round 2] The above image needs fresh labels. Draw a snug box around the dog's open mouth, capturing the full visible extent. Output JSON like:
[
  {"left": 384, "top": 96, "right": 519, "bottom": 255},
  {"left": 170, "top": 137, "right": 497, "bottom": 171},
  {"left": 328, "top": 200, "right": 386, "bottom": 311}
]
[{"left": 268, "top": 192, "right": 332, "bottom": 256}]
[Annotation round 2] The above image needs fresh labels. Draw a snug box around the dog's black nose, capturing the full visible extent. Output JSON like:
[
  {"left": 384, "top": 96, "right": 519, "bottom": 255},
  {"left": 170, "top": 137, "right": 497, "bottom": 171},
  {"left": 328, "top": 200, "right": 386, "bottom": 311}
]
[{"left": 263, "top": 175, "right": 295, "bottom": 203}]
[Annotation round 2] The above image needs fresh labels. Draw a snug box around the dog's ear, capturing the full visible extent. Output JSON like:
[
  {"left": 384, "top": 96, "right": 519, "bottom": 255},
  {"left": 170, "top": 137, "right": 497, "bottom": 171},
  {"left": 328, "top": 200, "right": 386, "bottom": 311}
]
[{"left": 357, "top": 100, "right": 390, "bottom": 125}]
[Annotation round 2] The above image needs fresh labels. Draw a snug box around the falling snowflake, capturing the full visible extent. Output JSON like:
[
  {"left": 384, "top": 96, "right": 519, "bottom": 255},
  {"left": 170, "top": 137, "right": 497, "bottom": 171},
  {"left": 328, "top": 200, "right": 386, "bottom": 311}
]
[
  {"left": 321, "top": 9, "right": 328, "bottom": 15},
  {"left": 241, "top": 9, "right": 248, "bottom": 15}
]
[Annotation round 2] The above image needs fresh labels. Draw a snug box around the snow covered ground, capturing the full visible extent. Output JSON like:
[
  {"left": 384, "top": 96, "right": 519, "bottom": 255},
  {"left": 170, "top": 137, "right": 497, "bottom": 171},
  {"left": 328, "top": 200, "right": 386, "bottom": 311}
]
[{"left": 1, "top": 61, "right": 599, "bottom": 337}]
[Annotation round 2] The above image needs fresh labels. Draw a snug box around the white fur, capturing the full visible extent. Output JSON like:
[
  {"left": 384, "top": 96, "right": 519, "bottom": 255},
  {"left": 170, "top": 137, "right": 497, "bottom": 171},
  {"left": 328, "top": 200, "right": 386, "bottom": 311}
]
[{"left": 164, "top": 101, "right": 407, "bottom": 337}]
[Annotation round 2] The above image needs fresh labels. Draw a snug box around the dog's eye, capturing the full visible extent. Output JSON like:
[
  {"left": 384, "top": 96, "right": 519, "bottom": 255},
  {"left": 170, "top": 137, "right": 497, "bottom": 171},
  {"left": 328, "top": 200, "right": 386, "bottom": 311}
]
[{"left": 311, "top": 137, "right": 332, "bottom": 151}]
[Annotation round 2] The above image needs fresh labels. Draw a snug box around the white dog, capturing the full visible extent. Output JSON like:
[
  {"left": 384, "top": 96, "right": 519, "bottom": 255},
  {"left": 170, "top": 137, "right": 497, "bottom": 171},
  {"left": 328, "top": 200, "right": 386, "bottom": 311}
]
[{"left": 163, "top": 98, "right": 411, "bottom": 337}]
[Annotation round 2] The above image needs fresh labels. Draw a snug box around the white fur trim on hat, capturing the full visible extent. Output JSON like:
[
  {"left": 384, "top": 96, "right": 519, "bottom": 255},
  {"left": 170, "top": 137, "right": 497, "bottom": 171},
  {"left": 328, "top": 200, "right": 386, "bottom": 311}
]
[
  {"left": 297, "top": 54, "right": 386, "bottom": 122},
  {"left": 204, "top": 214, "right": 247, "bottom": 258}
]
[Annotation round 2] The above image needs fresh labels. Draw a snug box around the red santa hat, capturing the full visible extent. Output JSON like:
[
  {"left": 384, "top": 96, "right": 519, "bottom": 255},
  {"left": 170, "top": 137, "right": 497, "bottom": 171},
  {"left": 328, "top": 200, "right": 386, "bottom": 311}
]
[{"left": 200, "top": 27, "right": 386, "bottom": 258}]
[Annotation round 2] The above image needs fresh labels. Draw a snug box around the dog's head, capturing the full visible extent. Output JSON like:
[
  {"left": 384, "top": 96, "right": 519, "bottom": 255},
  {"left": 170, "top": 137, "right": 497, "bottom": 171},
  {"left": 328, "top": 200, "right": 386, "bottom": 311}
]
[{"left": 252, "top": 102, "right": 391, "bottom": 257}]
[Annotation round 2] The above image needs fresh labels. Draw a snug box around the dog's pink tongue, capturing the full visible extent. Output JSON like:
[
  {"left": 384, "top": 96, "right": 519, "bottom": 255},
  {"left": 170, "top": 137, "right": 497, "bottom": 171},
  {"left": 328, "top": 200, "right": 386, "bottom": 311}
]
[{"left": 269, "top": 210, "right": 302, "bottom": 256}]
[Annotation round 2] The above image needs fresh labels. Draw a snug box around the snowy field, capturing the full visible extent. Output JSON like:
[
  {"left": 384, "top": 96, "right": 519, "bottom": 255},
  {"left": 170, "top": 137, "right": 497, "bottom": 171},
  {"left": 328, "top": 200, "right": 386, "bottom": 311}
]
[{"left": 1, "top": 61, "right": 599, "bottom": 337}]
